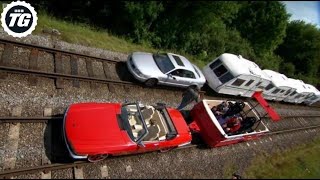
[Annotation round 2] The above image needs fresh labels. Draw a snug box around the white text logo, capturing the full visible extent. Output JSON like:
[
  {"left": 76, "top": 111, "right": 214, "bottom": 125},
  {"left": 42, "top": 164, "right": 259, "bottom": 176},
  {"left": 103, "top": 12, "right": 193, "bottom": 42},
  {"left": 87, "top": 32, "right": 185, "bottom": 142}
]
[{"left": 1, "top": 1, "right": 38, "bottom": 38}]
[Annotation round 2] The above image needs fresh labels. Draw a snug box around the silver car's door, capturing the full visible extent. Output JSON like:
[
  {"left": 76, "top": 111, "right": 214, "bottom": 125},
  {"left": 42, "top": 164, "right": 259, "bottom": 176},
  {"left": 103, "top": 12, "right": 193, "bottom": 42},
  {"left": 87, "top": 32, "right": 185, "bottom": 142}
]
[
  {"left": 165, "top": 69, "right": 184, "bottom": 86},
  {"left": 157, "top": 73, "right": 170, "bottom": 84},
  {"left": 180, "top": 69, "right": 198, "bottom": 85},
  {"left": 166, "top": 69, "right": 196, "bottom": 87}
]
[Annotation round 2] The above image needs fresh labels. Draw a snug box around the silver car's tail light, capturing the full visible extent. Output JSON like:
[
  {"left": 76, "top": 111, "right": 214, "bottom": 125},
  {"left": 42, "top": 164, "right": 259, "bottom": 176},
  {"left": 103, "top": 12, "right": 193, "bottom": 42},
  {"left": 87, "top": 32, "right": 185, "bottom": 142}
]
[{"left": 129, "top": 58, "right": 143, "bottom": 76}]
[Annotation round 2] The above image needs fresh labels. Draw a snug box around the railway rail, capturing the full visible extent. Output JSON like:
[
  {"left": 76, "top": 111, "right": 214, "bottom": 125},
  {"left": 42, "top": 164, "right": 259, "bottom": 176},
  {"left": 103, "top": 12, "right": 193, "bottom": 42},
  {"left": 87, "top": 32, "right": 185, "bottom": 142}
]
[
  {"left": 1, "top": 114, "right": 319, "bottom": 123},
  {"left": 0, "top": 37, "right": 319, "bottom": 111},
  {"left": 0, "top": 121, "right": 319, "bottom": 178},
  {"left": 0, "top": 65, "right": 134, "bottom": 86},
  {"left": 0, "top": 38, "right": 120, "bottom": 63},
  {"left": 0, "top": 34, "right": 320, "bottom": 179},
  {"left": 0, "top": 38, "right": 319, "bottom": 178},
  {"left": 0, "top": 38, "right": 207, "bottom": 95}
]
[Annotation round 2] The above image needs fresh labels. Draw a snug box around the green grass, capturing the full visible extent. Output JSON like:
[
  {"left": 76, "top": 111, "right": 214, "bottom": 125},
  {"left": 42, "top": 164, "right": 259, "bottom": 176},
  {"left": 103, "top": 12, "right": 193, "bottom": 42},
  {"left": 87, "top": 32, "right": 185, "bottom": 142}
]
[
  {"left": 34, "top": 12, "right": 157, "bottom": 54},
  {"left": 244, "top": 137, "right": 320, "bottom": 179},
  {"left": 0, "top": 2, "right": 208, "bottom": 67},
  {"left": 31, "top": 11, "right": 206, "bottom": 67}
]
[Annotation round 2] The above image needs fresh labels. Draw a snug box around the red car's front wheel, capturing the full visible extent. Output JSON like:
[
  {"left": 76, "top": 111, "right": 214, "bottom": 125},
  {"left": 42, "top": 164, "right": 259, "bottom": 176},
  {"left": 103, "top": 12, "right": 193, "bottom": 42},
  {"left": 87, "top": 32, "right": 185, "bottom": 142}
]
[{"left": 88, "top": 154, "right": 108, "bottom": 162}]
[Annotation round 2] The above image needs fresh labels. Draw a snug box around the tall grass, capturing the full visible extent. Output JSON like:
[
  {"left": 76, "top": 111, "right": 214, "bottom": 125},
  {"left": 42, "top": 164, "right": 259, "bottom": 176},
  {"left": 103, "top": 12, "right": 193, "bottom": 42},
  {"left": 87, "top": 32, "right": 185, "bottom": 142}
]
[
  {"left": 244, "top": 137, "right": 320, "bottom": 178},
  {"left": 32, "top": 11, "right": 205, "bottom": 67},
  {"left": 34, "top": 12, "right": 157, "bottom": 54}
]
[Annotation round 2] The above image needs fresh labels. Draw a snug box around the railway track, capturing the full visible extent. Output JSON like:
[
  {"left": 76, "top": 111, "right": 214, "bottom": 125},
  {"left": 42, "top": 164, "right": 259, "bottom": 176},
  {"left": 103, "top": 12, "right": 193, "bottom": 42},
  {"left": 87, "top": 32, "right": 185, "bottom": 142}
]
[
  {"left": 0, "top": 119, "right": 319, "bottom": 178},
  {"left": 0, "top": 38, "right": 120, "bottom": 63},
  {"left": 2, "top": 37, "right": 318, "bottom": 112},
  {"left": 0, "top": 114, "right": 319, "bottom": 123},
  {"left": 0, "top": 37, "right": 319, "bottom": 178},
  {"left": 0, "top": 38, "right": 206, "bottom": 95},
  {"left": 0, "top": 38, "right": 319, "bottom": 118}
]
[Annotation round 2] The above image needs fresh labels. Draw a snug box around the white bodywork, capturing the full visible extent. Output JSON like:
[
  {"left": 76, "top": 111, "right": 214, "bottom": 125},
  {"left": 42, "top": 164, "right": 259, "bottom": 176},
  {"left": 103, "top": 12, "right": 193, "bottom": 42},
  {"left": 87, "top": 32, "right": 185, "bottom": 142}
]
[
  {"left": 283, "top": 79, "right": 314, "bottom": 103},
  {"left": 262, "top": 69, "right": 296, "bottom": 101},
  {"left": 303, "top": 84, "right": 320, "bottom": 105},
  {"left": 203, "top": 53, "right": 271, "bottom": 97}
]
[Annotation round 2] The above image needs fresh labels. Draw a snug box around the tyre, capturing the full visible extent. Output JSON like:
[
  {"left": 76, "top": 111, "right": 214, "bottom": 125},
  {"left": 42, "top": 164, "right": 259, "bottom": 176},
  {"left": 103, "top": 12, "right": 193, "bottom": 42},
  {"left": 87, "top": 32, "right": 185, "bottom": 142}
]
[
  {"left": 88, "top": 154, "right": 108, "bottom": 163},
  {"left": 145, "top": 78, "right": 158, "bottom": 87},
  {"left": 189, "top": 85, "right": 198, "bottom": 90}
]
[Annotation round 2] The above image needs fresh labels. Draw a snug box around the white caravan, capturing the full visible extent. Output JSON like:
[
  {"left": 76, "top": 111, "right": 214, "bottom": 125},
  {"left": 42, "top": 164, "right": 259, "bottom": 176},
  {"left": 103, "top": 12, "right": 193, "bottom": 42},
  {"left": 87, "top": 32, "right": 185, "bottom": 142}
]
[
  {"left": 303, "top": 84, "right": 320, "bottom": 105},
  {"left": 262, "top": 69, "right": 296, "bottom": 101},
  {"left": 203, "top": 53, "right": 271, "bottom": 97},
  {"left": 284, "top": 78, "right": 314, "bottom": 104}
]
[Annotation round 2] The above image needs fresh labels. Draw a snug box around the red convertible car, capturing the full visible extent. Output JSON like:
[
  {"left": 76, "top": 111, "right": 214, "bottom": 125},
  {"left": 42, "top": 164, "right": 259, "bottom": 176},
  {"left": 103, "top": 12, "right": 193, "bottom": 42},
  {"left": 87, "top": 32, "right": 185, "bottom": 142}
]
[{"left": 63, "top": 102, "right": 192, "bottom": 162}]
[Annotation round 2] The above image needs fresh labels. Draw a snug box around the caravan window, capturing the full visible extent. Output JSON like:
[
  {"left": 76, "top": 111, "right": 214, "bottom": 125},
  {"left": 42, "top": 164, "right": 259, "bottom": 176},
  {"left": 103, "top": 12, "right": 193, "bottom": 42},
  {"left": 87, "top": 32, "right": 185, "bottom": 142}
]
[
  {"left": 245, "top": 80, "right": 254, "bottom": 86},
  {"left": 255, "top": 81, "right": 265, "bottom": 89},
  {"left": 310, "top": 96, "right": 317, "bottom": 100},
  {"left": 271, "top": 89, "right": 281, "bottom": 94},
  {"left": 284, "top": 89, "right": 291, "bottom": 95},
  {"left": 213, "top": 65, "right": 228, "bottom": 77},
  {"left": 210, "top": 59, "right": 234, "bottom": 83},
  {"left": 290, "top": 91, "right": 297, "bottom": 96},
  {"left": 255, "top": 82, "right": 262, "bottom": 87},
  {"left": 219, "top": 72, "right": 234, "bottom": 83},
  {"left": 265, "top": 83, "right": 274, "bottom": 90},
  {"left": 209, "top": 59, "right": 221, "bottom": 69},
  {"left": 231, "top": 78, "right": 246, "bottom": 86}
]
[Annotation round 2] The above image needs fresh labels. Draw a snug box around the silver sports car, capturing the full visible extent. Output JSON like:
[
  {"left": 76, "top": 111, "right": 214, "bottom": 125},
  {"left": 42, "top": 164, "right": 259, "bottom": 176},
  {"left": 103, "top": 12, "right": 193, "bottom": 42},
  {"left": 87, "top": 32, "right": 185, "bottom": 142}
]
[{"left": 127, "top": 52, "right": 206, "bottom": 89}]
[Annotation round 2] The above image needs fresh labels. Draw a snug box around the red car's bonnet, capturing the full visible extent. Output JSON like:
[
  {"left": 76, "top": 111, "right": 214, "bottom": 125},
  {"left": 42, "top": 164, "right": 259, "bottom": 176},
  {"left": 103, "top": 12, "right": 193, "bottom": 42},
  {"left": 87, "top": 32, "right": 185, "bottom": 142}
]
[{"left": 65, "top": 103, "right": 132, "bottom": 155}]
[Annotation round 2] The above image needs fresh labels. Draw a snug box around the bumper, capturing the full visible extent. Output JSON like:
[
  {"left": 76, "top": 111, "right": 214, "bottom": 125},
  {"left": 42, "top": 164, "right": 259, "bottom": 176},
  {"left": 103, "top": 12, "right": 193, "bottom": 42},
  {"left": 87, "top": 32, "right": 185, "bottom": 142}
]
[
  {"left": 63, "top": 107, "right": 88, "bottom": 160},
  {"left": 126, "top": 60, "right": 148, "bottom": 82}
]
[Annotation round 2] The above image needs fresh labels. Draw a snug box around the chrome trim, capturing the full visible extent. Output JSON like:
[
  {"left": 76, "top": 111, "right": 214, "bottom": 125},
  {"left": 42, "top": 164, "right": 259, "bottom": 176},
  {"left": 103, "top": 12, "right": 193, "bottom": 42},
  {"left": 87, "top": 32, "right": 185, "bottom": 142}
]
[
  {"left": 63, "top": 106, "right": 88, "bottom": 160},
  {"left": 178, "top": 141, "right": 191, "bottom": 147}
]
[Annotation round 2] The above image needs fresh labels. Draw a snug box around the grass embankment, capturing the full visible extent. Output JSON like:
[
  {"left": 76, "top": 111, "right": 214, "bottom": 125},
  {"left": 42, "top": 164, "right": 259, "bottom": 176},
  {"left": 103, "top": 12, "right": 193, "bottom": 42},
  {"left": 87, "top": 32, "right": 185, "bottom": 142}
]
[
  {"left": 243, "top": 137, "right": 320, "bottom": 178},
  {"left": 34, "top": 13, "right": 155, "bottom": 54},
  {"left": 32, "top": 12, "right": 206, "bottom": 67}
]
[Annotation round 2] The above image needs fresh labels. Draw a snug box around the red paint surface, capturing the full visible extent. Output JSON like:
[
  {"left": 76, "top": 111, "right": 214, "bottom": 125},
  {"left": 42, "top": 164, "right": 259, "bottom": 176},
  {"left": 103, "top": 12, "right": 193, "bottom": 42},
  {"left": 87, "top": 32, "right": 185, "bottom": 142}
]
[
  {"left": 252, "top": 91, "right": 281, "bottom": 121},
  {"left": 190, "top": 101, "right": 267, "bottom": 148},
  {"left": 64, "top": 103, "right": 192, "bottom": 156}
]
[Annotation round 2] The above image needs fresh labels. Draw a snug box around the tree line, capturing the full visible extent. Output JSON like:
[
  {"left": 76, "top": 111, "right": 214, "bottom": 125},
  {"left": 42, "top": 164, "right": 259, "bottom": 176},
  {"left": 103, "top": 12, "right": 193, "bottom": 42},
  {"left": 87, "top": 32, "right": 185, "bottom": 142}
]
[{"left": 31, "top": 1, "right": 320, "bottom": 86}]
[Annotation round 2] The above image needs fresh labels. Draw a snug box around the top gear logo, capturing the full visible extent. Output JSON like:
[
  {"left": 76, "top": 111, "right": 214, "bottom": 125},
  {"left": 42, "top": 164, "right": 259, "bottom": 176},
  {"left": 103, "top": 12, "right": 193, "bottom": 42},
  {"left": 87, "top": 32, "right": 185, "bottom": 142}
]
[{"left": 1, "top": 1, "right": 38, "bottom": 38}]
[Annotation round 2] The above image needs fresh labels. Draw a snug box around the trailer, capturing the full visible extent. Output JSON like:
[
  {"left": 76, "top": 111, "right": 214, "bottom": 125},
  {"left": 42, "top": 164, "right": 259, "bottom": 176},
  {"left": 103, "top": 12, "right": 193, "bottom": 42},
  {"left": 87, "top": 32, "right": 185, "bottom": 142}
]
[{"left": 187, "top": 91, "right": 280, "bottom": 148}]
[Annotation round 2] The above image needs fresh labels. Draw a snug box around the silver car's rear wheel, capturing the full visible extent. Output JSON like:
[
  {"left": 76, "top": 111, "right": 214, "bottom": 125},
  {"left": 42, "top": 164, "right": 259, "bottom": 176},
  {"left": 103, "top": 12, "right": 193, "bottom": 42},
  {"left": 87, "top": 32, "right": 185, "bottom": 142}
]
[
  {"left": 145, "top": 78, "right": 158, "bottom": 87},
  {"left": 88, "top": 154, "right": 108, "bottom": 163}
]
